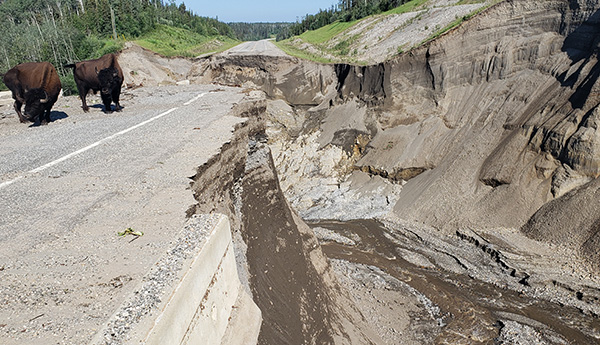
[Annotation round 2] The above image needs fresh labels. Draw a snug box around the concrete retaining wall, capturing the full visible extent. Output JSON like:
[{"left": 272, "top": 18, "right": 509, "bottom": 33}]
[{"left": 91, "top": 214, "right": 261, "bottom": 345}]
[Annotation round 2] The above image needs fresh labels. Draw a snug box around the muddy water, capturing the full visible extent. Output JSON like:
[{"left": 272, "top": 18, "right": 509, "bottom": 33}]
[{"left": 309, "top": 219, "right": 600, "bottom": 344}]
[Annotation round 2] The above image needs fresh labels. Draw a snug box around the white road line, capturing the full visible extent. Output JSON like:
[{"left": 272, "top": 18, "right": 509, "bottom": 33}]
[
  {"left": 0, "top": 93, "right": 206, "bottom": 191},
  {"left": 0, "top": 176, "right": 23, "bottom": 190},
  {"left": 184, "top": 92, "right": 206, "bottom": 106}
]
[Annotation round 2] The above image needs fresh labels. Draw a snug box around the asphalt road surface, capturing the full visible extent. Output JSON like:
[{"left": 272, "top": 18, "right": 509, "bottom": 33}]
[
  {"left": 0, "top": 84, "right": 247, "bottom": 344},
  {"left": 222, "top": 39, "right": 288, "bottom": 57}
]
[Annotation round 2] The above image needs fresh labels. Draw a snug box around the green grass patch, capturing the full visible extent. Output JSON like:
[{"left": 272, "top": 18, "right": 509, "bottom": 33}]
[
  {"left": 456, "top": 0, "right": 486, "bottom": 4},
  {"left": 298, "top": 20, "right": 359, "bottom": 45},
  {"left": 420, "top": 1, "right": 500, "bottom": 46},
  {"left": 135, "top": 24, "right": 238, "bottom": 57},
  {"left": 274, "top": 41, "right": 336, "bottom": 64},
  {"left": 97, "top": 39, "right": 125, "bottom": 56},
  {"left": 299, "top": 0, "right": 429, "bottom": 47},
  {"left": 275, "top": 39, "right": 367, "bottom": 65}
]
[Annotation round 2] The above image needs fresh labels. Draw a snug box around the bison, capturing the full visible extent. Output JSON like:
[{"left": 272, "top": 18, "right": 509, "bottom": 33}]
[
  {"left": 97, "top": 66, "right": 123, "bottom": 113},
  {"left": 2, "top": 61, "right": 62, "bottom": 125},
  {"left": 64, "top": 53, "right": 123, "bottom": 113}
]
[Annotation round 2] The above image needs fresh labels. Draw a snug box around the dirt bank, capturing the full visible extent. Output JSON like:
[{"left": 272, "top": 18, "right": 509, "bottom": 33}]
[
  {"left": 196, "top": 0, "right": 600, "bottom": 273},
  {"left": 109, "top": 1, "right": 600, "bottom": 342}
]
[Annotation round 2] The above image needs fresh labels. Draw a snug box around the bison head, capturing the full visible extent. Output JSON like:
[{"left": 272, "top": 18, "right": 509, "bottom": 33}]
[
  {"left": 97, "top": 67, "right": 120, "bottom": 96},
  {"left": 22, "top": 88, "right": 50, "bottom": 122}
]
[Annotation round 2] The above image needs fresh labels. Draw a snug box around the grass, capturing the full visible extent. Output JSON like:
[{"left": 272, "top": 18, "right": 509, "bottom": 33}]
[
  {"left": 277, "top": 19, "right": 364, "bottom": 63},
  {"left": 298, "top": 20, "right": 359, "bottom": 45},
  {"left": 274, "top": 40, "right": 336, "bottom": 64},
  {"left": 135, "top": 24, "right": 239, "bottom": 58},
  {"left": 278, "top": 0, "right": 430, "bottom": 63},
  {"left": 456, "top": 0, "right": 487, "bottom": 4},
  {"left": 296, "top": 0, "right": 428, "bottom": 47},
  {"left": 421, "top": 0, "right": 501, "bottom": 45},
  {"left": 278, "top": 0, "right": 499, "bottom": 63}
]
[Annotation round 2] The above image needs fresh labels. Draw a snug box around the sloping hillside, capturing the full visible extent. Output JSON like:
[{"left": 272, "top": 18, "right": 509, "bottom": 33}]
[{"left": 277, "top": 0, "right": 499, "bottom": 64}]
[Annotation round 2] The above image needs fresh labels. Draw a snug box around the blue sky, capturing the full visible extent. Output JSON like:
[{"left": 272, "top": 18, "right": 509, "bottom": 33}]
[{"left": 179, "top": 0, "right": 337, "bottom": 23}]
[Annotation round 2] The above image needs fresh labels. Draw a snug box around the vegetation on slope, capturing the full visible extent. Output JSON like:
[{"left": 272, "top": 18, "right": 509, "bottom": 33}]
[
  {"left": 136, "top": 24, "right": 238, "bottom": 57},
  {"left": 275, "top": 0, "right": 431, "bottom": 64},
  {"left": 277, "top": 0, "right": 417, "bottom": 40},
  {"left": 276, "top": 0, "right": 500, "bottom": 64}
]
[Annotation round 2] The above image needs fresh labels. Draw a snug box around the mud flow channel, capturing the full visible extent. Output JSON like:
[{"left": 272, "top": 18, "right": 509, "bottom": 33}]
[{"left": 309, "top": 220, "right": 600, "bottom": 344}]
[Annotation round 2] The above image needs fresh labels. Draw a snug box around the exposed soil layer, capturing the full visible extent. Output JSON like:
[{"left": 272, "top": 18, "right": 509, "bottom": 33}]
[
  {"left": 242, "top": 138, "right": 336, "bottom": 344},
  {"left": 188, "top": 97, "right": 380, "bottom": 344}
]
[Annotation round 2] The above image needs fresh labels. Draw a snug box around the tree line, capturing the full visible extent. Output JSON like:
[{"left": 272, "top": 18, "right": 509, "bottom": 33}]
[
  {"left": 228, "top": 22, "right": 292, "bottom": 42},
  {"left": 277, "top": 0, "right": 412, "bottom": 40},
  {"left": 0, "top": 0, "right": 235, "bottom": 92}
]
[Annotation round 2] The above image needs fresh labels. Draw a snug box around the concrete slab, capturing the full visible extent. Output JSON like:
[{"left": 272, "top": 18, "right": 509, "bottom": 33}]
[{"left": 90, "top": 214, "right": 261, "bottom": 345}]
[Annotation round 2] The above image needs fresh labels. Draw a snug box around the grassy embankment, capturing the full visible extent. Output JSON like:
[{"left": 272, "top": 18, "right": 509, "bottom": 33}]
[
  {"left": 423, "top": 0, "right": 501, "bottom": 44},
  {"left": 275, "top": 0, "right": 429, "bottom": 63},
  {"left": 135, "top": 24, "right": 239, "bottom": 58},
  {"left": 275, "top": 0, "right": 498, "bottom": 64},
  {"left": 275, "top": 21, "right": 358, "bottom": 63}
]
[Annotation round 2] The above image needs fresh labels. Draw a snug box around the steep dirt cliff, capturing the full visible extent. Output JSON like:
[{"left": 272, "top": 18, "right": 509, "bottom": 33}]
[
  {"left": 199, "top": 0, "right": 600, "bottom": 270},
  {"left": 183, "top": 0, "right": 600, "bottom": 342},
  {"left": 375, "top": 0, "right": 600, "bottom": 267},
  {"left": 187, "top": 94, "right": 380, "bottom": 344}
]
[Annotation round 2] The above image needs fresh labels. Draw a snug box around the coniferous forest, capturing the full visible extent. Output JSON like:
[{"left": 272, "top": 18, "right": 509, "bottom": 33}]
[
  {"left": 228, "top": 22, "right": 292, "bottom": 42},
  {"left": 0, "top": 0, "right": 235, "bottom": 92}
]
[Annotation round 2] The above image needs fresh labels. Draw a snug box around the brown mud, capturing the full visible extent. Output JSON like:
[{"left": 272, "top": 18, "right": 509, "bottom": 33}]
[
  {"left": 311, "top": 219, "right": 600, "bottom": 344},
  {"left": 189, "top": 96, "right": 380, "bottom": 344}
]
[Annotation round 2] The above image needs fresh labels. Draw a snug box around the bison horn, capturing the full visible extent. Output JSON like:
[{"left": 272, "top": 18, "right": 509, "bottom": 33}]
[{"left": 40, "top": 91, "right": 49, "bottom": 103}]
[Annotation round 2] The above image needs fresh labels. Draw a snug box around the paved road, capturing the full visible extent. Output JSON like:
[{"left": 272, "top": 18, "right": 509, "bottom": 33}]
[
  {"left": 0, "top": 84, "right": 247, "bottom": 344},
  {"left": 223, "top": 39, "right": 288, "bottom": 57}
]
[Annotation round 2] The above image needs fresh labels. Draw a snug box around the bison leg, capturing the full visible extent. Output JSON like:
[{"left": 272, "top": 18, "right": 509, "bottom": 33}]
[
  {"left": 112, "top": 88, "right": 122, "bottom": 112},
  {"left": 40, "top": 108, "right": 51, "bottom": 125},
  {"left": 79, "top": 85, "right": 90, "bottom": 112},
  {"left": 14, "top": 100, "right": 26, "bottom": 123},
  {"left": 101, "top": 94, "right": 112, "bottom": 113}
]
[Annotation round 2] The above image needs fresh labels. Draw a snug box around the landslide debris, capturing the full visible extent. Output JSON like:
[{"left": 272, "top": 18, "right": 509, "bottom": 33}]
[
  {"left": 189, "top": 0, "right": 600, "bottom": 342},
  {"left": 188, "top": 95, "right": 381, "bottom": 344},
  {"left": 198, "top": 0, "right": 600, "bottom": 273}
]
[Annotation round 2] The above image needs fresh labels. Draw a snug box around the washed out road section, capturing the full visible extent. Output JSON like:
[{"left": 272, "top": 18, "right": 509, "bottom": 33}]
[{"left": 0, "top": 84, "right": 246, "bottom": 344}]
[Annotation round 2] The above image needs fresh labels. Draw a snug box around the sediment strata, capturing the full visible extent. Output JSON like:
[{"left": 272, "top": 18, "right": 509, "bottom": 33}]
[{"left": 199, "top": 0, "right": 600, "bottom": 273}]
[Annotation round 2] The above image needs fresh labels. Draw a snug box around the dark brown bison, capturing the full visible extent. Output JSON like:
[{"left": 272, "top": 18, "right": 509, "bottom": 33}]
[
  {"left": 97, "top": 66, "right": 123, "bottom": 113},
  {"left": 2, "top": 61, "right": 62, "bottom": 125},
  {"left": 64, "top": 53, "right": 123, "bottom": 113}
]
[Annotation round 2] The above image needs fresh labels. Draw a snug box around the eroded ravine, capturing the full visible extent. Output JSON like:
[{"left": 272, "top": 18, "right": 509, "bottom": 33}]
[
  {"left": 186, "top": 0, "right": 600, "bottom": 343},
  {"left": 311, "top": 220, "right": 600, "bottom": 344}
]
